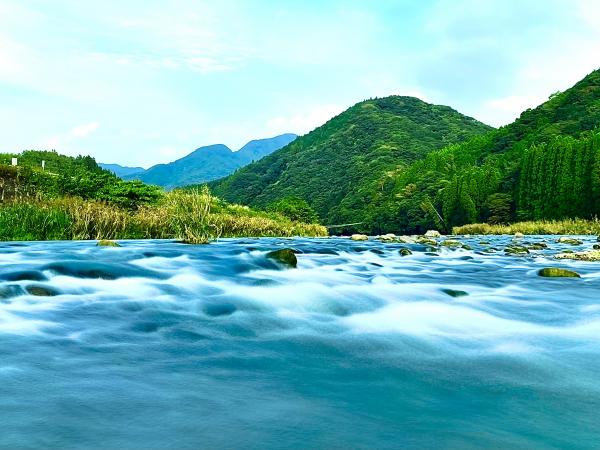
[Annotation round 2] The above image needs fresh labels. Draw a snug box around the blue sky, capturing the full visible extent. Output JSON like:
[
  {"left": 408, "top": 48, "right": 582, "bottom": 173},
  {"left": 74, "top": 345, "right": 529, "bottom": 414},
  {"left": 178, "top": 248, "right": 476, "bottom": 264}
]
[{"left": 1, "top": 0, "right": 599, "bottom": 167}]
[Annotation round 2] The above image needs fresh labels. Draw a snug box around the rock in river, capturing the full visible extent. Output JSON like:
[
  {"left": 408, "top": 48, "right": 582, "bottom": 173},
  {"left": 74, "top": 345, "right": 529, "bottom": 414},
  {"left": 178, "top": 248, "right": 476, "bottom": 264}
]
[
  {"left": 97, "top": 240, "right": 121, "bottom": 247},
  {"left": 557, "top": 237, "right": 583, "bottom": 245},
  {"left": 266, "top": 248, "right": 298, "bottom": 268},
  {"left": 555, "top": 250, "right": 600, "bottom": 262},
  {"left": 538, "top": 267, "right": 581, "bottom": 278},
  {"left": 424, "top": 230, "right": 441, "bottom": 238},
  {"left": 350, "top": 234, "right": 369, "bottom": 241}
]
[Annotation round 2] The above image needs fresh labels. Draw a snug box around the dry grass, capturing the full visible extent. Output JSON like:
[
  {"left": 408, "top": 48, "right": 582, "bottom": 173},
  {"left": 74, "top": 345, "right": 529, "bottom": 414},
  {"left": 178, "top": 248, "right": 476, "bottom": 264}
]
[
  {"left": 453, "top": 219, "right": 600, "bottom": 235},
  {"left": 0, "top": 188, "right": 328, "bottom": 242}
]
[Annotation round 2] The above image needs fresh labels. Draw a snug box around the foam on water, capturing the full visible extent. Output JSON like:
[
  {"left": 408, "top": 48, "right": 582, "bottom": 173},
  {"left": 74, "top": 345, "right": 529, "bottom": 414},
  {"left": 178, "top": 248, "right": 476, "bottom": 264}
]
[{"left": 1, "top": 236, "right": 599, "bottom": 449}]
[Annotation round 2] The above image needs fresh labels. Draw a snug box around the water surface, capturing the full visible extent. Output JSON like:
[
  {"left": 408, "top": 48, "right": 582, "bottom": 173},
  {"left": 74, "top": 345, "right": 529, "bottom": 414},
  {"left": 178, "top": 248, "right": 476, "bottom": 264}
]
[{"left": 1, "top": 236, "right": 599, "bottom": 449}]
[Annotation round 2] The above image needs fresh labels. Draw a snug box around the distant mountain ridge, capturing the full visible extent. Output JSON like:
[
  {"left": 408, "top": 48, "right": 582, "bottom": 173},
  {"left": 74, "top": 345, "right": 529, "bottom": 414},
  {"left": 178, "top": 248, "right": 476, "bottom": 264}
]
[
  {"left": 99, "top": 163, "right": 145, "bottom": 177},
  {"left": 117, "top": 133, "right": 296, "bottom": 189}
]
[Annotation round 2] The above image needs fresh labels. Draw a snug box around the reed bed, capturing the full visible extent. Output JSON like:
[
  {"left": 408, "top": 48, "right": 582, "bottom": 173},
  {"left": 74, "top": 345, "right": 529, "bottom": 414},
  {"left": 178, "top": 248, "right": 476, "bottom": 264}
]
[
  {"left": 453, "top": 219, "right": 600, "bottom": 235},
  {"left": 0, "top": 187, "right": 328, "bottom": 242}
]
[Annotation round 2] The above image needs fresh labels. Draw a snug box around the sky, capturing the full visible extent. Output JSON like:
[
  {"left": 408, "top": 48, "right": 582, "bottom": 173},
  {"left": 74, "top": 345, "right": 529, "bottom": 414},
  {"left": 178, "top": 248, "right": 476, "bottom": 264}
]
[{"left": 1, "top": 0, "right": 599, "bottom": 168}]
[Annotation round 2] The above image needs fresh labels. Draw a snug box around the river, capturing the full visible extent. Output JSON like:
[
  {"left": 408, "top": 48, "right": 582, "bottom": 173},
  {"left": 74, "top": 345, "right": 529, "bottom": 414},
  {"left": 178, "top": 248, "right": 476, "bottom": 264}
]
[{"left": 1, "top": 236, "right": 599, "bottom": 449}]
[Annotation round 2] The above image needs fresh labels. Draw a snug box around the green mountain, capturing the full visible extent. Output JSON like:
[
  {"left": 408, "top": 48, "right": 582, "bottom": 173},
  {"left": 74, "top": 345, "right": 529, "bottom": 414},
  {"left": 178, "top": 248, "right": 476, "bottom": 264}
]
[
  {"left": 386, "top": 68, "right": 600, "bottom": 233},
  {"left": 209, "top": 96, "right": 493, "bottom": 227},
  {"left": 124, "top": 133, "right": 297, "bottom": 189}
]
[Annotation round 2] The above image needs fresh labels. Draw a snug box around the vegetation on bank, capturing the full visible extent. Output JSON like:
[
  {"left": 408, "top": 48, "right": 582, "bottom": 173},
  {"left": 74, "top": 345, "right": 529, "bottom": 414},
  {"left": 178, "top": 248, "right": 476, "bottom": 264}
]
[
  {"left": 453, "top": 219, "right": 600, "bottom": 236},
  {"left": 0, "top": 189, "right": 327, "bottom": 243},
  {"left": 0, "top": 151, "right": 327, "bottom": 242},
  {"left": 210, "top": 69, "right": 600, "bottom": 235}
]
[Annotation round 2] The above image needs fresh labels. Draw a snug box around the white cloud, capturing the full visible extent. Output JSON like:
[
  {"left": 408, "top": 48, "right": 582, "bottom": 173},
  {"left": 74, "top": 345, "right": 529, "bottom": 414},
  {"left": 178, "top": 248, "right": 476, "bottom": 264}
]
[
  {"left": 41, "top": 122, "right": 100, "bottom": 151},
  {"left": 267, "top": 104, "right": 345, "bottom": 136}
]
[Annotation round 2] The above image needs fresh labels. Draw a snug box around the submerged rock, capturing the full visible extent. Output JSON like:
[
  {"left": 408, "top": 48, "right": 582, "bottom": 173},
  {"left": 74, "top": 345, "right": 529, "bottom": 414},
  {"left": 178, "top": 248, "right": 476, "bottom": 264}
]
[
  {"left": 424, "top": 230, "right": 441, "bottom": 238},
  {"left": 350, "top": 234, "right": 368, "bottom": 241},
  {"left": 399, "top": 248, "right": 412, "bottom": 256},
  {"left": 505, "top": 246, "right": 530, "bottom": 255},
  {"left": 555, "top": 250, "right": 600, "bottom": 262},
  {"left": 528, "top": 242, "right": 548, "bottom": 251},
  {"left": 441, "top": 288, "right": 469, "bottom": 298},
  {"left": 441, "top": 239, "right": 462, "bottom": 248},
  {"left": 265, "top": 248, "right": 298, "bottom": 268},
  {"left": 514, "top": 232, "right": 525, "bottom": 239},
  {"left": 557, "top": 237, "right": 583, "bottom": 245},
  {"left": 594, "top": 244, "right": 600, "bottom": 250},
  {"left": 538, "top": 267, "right": 581, "bottom": 278},
  {"left": 1, "top": 270, "right": 48, "bottom": 282},
  {"left": 97, "top": 240, "right": 121, "bottom": 247},
  {"left": 26, "top": 285, "right": 60, "bottom": 296}
]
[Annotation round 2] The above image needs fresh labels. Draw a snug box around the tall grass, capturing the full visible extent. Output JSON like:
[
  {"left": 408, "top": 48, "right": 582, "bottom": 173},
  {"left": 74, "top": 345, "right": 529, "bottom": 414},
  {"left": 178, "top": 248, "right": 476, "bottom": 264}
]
[
  {"left": 0, "top": 188, "right": 328, "bottom": 242},
  {"left": 453, "top": 219, "right": 600, "bottom": 235}
]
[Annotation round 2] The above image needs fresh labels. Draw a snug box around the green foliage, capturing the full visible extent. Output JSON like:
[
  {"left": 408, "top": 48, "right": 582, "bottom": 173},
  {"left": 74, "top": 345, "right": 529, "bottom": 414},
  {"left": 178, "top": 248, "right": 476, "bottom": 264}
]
[
  {"left": 210, "top": 96, "right": 492, "bottom": 232},
  {"left": 267, "top": 197, "right": 319, "bottom": 224},
  {"left": 0, "top": 150, "right": 163, "bottom": 210},
  {"left": 453, "top": 218, "right": 600, "bottom": 236}
]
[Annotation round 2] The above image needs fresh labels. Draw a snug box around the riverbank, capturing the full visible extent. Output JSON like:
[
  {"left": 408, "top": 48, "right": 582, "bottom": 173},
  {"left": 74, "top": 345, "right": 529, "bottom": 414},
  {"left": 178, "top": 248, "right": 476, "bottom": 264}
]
[
  {"left": 453, "top": 219, "right": 600, "bottom": 236},
  {"left": 0, "top": 189, "right": 327, "bottom": 243}
]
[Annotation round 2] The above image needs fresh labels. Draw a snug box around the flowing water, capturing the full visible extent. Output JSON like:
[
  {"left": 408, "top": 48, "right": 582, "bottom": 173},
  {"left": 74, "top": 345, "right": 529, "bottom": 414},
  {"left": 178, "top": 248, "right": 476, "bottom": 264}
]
[{"left": 1, "top": 237, "right": 599, "bottom": 449}]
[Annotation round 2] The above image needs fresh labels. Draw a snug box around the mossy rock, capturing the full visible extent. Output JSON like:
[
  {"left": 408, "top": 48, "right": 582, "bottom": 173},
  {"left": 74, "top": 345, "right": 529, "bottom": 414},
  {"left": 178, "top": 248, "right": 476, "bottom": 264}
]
[
  {"left": 514, "top": 232, "right": 525, "bottom": 239},
  {"left": 26, "top": 285, "right": 60, "bottom": 296},
  {"left": 537, "top": 267, "right": 581, "bottom": 278},
  {"left": 461, "top": 244, "right": 473, "bottom": 251},
  {"left": 97, "top": 240, "right": 121, "bottom": 247},
  {"left": 416, "top": 237, "right": 437, "bottom": 246},
  {"left": 593, "top": 244, "right": 600, "bottom": 250},
  {"left": 441, "top": 288, "right": 469, "bottom": 298},
  {"left": 505, "top": 246, "right": 530, "bottom": 255},
  {"left": 399, "top": 248, "right": 412, "bottom": 256},
  {"left": 266, "top": 248, "right": 298, "bottom": 268},
  {"left": 424, "top": 230, "right": 441, "bottom": 238},
  {"left": 350, "top": 234, "right": 368, "bottom": 241},
  {"left": 528, "top": 242, "right": 548, "bottom": 251},
  {"left": 425, "top": 252, "right": 439, "bottom": 256},
  {"left": 441, "top": 239, "right": 462, "bottom": 248},
  {"left": 479, "top": 241, "right": 491, "bottom": 245},
  {"left": 557, "top": 237, "right": 583, "bottom": 245}
]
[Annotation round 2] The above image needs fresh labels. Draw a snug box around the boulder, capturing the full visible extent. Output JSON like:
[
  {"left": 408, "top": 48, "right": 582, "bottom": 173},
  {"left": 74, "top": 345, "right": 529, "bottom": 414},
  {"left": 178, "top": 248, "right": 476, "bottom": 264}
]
[
  {"left": 417, "top": 237, "right": 438, "bottom": 246},
  {"left": 424, "top": 230, "right": 441, "bottom": 238},
  {"left": 441, "top": 239, "right": 462, "bottom": 248},
  {"left": 266, "top": 248, "right": 298, "bottom": 268},
  {"left": 557, "top": 237, "right": 583, "bottom": 245},
  {"left": 350, "top": 234, "right": 369, "bottom": 241},
  {"left": 537, "top": 267, "right": 581, "bottom": 278},
  {"left": 555, "top": 250, "right": 600, "bottom": 262},
  {"left": 97, "top": 240, "right": 121, "bottom": 247},
  {"left": 514, "top": 232, "right": 525, "bottom": 239},
  {"left": 399, "top": 248, "right": 412, "bottom": 256}
]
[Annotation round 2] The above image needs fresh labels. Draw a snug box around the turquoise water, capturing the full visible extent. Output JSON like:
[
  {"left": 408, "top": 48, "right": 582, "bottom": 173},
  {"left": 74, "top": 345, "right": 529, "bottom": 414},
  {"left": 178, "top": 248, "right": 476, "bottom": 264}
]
[{"left": 1, "top": 237, "right": 599, "bottom": 449}]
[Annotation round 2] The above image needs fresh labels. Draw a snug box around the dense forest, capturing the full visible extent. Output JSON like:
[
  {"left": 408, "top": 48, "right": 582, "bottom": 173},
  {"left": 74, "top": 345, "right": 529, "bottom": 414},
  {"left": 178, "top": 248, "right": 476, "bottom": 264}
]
[
  {"left": 211, "top": 69, "right": 600, "bottom": 234},
  {"left": 209, "top": 96, "right": 492, "bottom": 228}
]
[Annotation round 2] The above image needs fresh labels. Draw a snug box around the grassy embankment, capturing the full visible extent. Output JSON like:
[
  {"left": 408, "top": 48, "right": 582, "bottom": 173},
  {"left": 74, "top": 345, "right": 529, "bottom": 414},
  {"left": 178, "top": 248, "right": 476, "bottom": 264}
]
[
  {"left": 0, "top": 159, "right": 327, "bottom": 242},
  {"left": 0, "top": 188, "right": 327, "bottom": 243},
  {"left": 453, "top": 219, "right": 600, "bottom": 235}
]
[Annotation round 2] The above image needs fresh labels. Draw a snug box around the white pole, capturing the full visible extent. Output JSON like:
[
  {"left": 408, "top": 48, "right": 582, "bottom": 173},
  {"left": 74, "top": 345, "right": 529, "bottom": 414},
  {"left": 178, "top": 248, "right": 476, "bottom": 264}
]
[
  {"left": 42, "top": 160, "right": 45, "bottom": 170},
  {"left": 11, "top": 158, "right": 17, "bottom": 166}
]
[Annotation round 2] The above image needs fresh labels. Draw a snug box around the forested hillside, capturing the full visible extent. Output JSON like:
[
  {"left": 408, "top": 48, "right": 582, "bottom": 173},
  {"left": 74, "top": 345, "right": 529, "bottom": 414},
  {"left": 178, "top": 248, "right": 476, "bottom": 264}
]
[
  {"left": 385, "top": 68, "right": 600, "bottom": 233},
  {"left": 209, "top": 96, "right": 493, "bottom": 227},
  {"left": 211, "top": 69, "right": 600, "bottom": 234}
]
